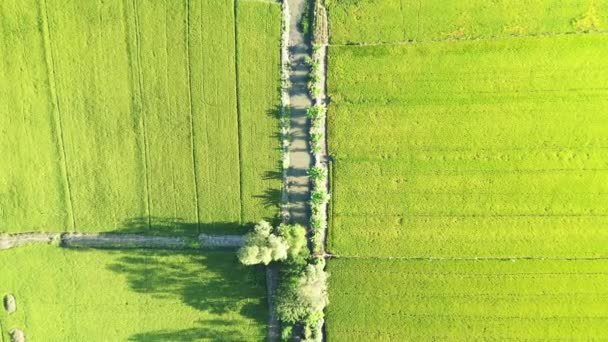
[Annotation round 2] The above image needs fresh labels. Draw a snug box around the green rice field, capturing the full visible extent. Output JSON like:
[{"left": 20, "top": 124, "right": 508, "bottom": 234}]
[
  {"left": 326, "top": 0, "right": 608, "bottom": 44},
  {"left": 328, "top": 34, "right": 608, "bottom": 258},
  {"left": 0, "top": 0, "right": 279, "bottom": 340},
  {"left": 0, "top": 0, "right": 281, "bottom": 234},
  {"left": 327, "top": 258, "right": 608, "bottom": 340},
  {"left": 326, "top": 1, "right": 608, "bottom": 340},
  {"left": 0, "top": 245, "right": 267, "bottom": 341}
]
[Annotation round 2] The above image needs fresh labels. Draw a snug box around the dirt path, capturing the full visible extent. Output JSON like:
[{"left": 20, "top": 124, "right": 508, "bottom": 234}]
[
  {"left": 286, "top": 0, "right": 313, "bottom": 226},
  {"left": 0, "top": 233, "right": 244, "bottom": 250},
  {"left": 0, "top": 233, "right": 59, "bottom": 250}
]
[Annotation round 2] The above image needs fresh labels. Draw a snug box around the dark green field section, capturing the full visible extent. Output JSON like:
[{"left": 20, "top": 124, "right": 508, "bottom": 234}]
[
  {"left": 0, "top": 245, "right": 267, "bottom": 341},
  {"left": 327, "top": 0, "right": 608, "bottom": 44},
  {"left": 327, "top": 258, "right": 608, "bottom": 341},
  {"left": 327, "top": 34, "right": 608, "bottom": 258},
  {"left": 0, "top": 0, "right": 281, "bottom": 234}
]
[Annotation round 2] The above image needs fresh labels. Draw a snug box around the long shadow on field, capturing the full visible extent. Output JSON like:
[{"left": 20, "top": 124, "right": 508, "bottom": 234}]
[
  {"left": 255, "top": 188, "right": 283, "bottom": 211},
  {"left": 74, "top": 218, "right": 268, "bottom": 341},
  {"left": 128, "top": 319, "right": 260, "bottom": 341},
  {"left": 102, "top": 216, "right": 248, "bottom": 236}
]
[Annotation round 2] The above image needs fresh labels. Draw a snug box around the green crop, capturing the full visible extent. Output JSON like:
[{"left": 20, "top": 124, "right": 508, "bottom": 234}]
[{"left": 326, "top": 0, "right": 608, "bottom": 44}]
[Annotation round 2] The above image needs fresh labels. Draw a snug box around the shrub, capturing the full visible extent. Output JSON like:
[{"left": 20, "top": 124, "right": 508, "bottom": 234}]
[
  {"left": 308, "top": 166, "right": 327, "bottom": 182},
  {"left": 281, "top": 324, "right": 294, "bottom": 342},
  {"left": 310, "top": 132, "right": 322, "bottom": 146},
  {"left": 309, "top": 84, "right": 321, "bottom": 98},
  {"left": 304, "top": 55, "right": 314, "bottom": 66},
  {"left": 306, "top": 105, "right": 325, "bottom": 120},
  {"left": 310, "top": 189, "right": 330, "bottom": 206},
  {"left": 303, "top": 311, "right": 324, "bottom": 342},
  {"left": 310, "top": 216, "right": 325, "bottom": 232}
]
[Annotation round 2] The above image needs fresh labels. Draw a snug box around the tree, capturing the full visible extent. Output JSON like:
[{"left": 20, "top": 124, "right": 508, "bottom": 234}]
[
  {"left": 276, "top": 260, "right": 329, "bottom": 324},
  {"left": 237, "top": 221, "right": 289, "bottom": 265},
  {"left": 278, "top": 224, "right": 309, "bottom": 264}
]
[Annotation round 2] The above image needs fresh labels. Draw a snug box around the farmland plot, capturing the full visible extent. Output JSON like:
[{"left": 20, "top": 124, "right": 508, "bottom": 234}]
[
  {"left": 237, "top": 0, "right": 283, "bottom": 223},
  {"left": 327, "top": 258, "right": 608, "bottom": 341},
  {"left": 0, "top": 0, "right": 282, "bottom": 234},
  {"left": 0, "top": 245, "right": 267, "bottom": 341},
  {"left": 328, "top": 34, "right": 608, "bottom": 258},
  {"left": 326, "top": 0, "right": 608, "bottom": 44}
]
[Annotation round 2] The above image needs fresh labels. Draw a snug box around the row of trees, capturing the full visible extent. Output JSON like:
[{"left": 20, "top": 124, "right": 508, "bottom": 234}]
[{"left": 237, "top": 221, "right": 328, "bottom": 342}]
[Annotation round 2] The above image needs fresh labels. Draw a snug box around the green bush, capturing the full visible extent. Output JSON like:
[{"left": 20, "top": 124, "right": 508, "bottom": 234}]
[
  {"left": 308, "top": 166, "right": 327, "bottom": 181},
  {"left": 306, "top": 105, "right": 325, "bottom": 120},
  {"left": 310, "top": 189, "right": 330, "bottom": 206},
  {"left": 303, "top": 311, "right": 324, "bottom": 342},
  {"left": 237, "top": 221, "right": 289, "bottom": 265},
  {"left": 278, "top": 223, "right": 309, "bottom": 264},
  {"left": 281, "top": 324, "right": 294, "bottom": 342},
  {"left": 310, "top": 132, "right": 322, "bottom": 145},
  {"left": 277, "top": 261, "right": 329, "bottom": 324}
]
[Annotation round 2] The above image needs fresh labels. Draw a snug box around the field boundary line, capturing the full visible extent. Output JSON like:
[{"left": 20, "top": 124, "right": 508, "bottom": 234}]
[
  {"left": 335, "top": 213, "right": 608, "bottom": 218},
  {"left": 325, "top": 254, "right": 608, "bottom": 262},
  {"left": 39, "top": 0, "right": 77, "bottom": 230},
  {"left": 327, "top": 29, "right": 608, "bottom": 47},
  {"left": 185, "top": 0, "right": 202, "bottom": 230},
  {"left": 233, "top": 0, "right": 245, "bottom": 224},
  {"left": 131, "top": 0, "right": 153, "bottom": 230}
]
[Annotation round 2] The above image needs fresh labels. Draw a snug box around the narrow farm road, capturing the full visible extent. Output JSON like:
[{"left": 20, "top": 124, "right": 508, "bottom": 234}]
[
  {"left": 286, "top": 0, "right": 313, "bottom": 226},
  {"left": 0, "top": 233, "right": 244, "bottom": 250}
]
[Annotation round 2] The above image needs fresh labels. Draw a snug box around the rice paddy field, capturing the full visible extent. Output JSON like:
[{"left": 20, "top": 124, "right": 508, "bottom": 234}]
[
  {"left": 327, "top": 258, "right": 608, "bottom": 340},
  {"left": 0, "top": 0, "right": 280, "bottom": 340},
  {"left": 326, "top": 0, "right": 608, "bottom": 44},
  {"left": 328, "top": 34, "right": 608, "bottom": 258},
  {"left": 0, "top": 0, "right": 281, "bottom": 234},
  {"left": 326, "top": 0, "right": 608, "bottom": 340},
  {"left": 0, "top": 245, "right": 267, "bottom": 341}
]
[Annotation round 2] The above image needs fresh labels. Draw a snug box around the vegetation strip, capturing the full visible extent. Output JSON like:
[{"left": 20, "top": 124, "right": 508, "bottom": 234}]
[
  {"left": 280, "top": 0, "right": 292, "bottom": 222},
  {"left": 307, "top": 0, "right": 330, "bottom": 255}
]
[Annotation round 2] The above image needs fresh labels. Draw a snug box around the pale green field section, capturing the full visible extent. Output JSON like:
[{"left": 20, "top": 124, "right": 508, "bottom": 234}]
[
  {"left": 327, "top": 0, "right": 608, "bottom": 44},
  {"left": 0, "top": 0, "right": 281, "bottom": 234},
  {"left": 0, "top": 245, "right": 267, "bottom": 341},
  {"left": 327, "top": 258, "right": 608, "bottom": 341},
  {"left": 328, "top": 34, "right": 608, "bottom": 258},
  {"left": 0, "top": 0, "right": 72, "bottom": 232}
]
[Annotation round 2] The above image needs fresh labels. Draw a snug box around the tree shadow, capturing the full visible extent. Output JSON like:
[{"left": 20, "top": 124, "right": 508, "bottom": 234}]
[
  {"left": 99, "top": 216, "right": 248, "bottom": 237},
  {"left": 254, "top": 188, "right": 282, "bottom": 210},
  {"left": 266, "top": 104, "right": 282, "bottom": 120},
  {"left": 128, "top": 319, "right": 253, "bottom": 342},
  {"left": 70, "top": 218, "right": 269, "bottom": 341}
]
